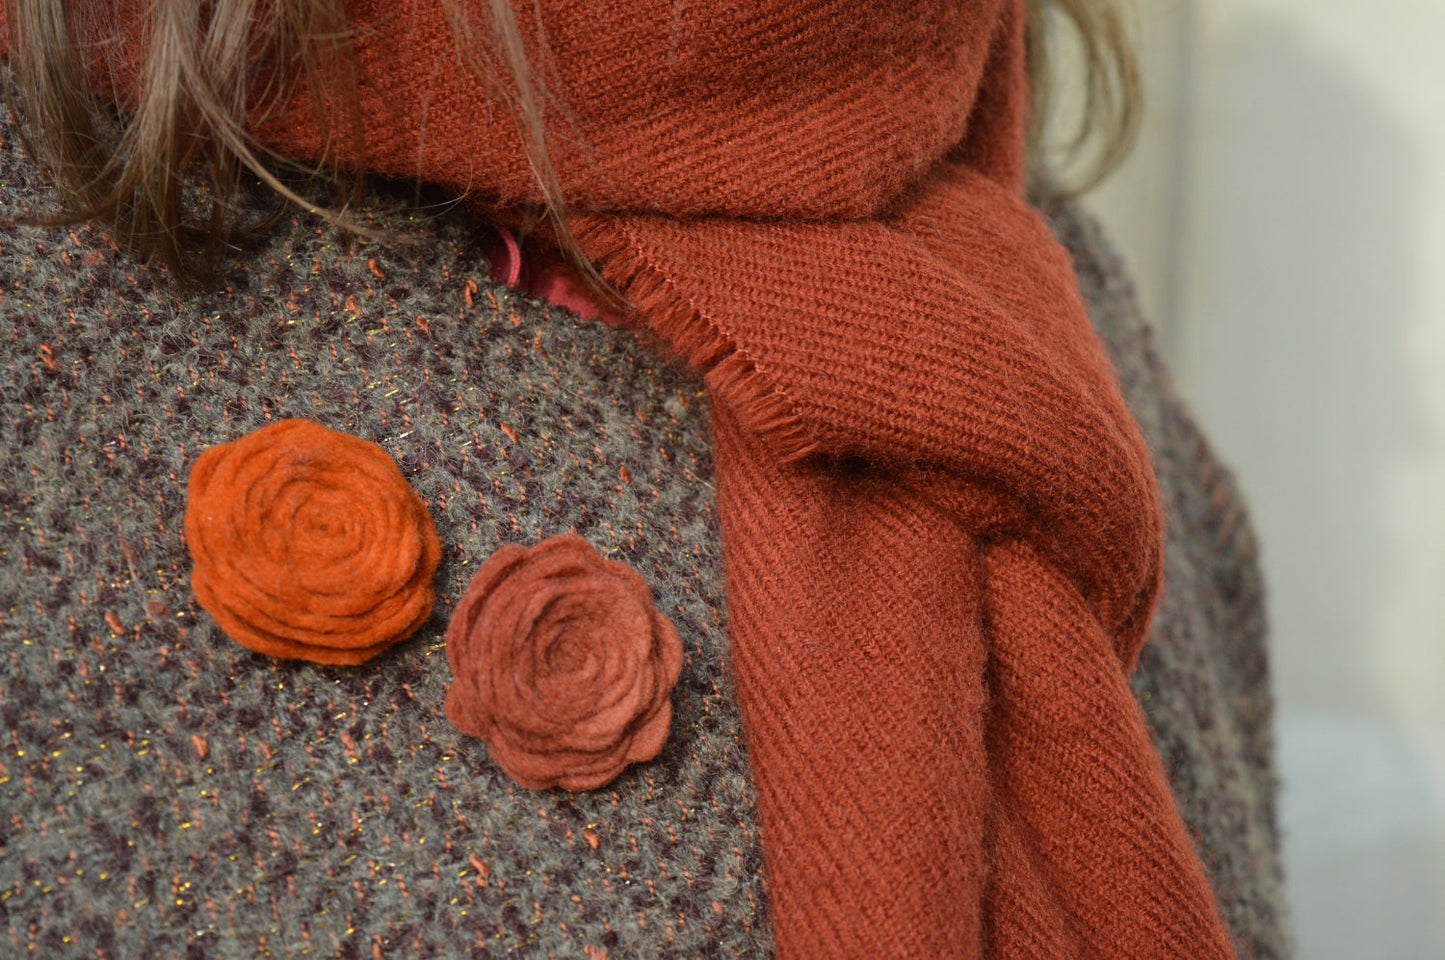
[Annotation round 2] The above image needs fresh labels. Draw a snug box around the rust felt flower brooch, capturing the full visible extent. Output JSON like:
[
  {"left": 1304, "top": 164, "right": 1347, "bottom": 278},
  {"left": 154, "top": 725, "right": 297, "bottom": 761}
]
[
  {"left": 444, "top": 534, "right": 684, "bottom": 791},
  {"left": 184, "top": 419, "right": 441, "bottom": 665}
]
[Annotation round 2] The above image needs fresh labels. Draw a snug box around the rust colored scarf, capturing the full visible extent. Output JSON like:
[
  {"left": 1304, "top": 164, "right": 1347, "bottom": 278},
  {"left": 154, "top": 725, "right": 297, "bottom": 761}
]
[{"left": 18, "top": 0, "right": 1240, "bottom": 955}]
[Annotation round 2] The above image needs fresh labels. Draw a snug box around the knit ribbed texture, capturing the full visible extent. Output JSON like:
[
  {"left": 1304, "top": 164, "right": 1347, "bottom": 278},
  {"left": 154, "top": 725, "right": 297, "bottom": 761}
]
[{"left": 252, "top": 0, "right": 1012, "bottom": 219}]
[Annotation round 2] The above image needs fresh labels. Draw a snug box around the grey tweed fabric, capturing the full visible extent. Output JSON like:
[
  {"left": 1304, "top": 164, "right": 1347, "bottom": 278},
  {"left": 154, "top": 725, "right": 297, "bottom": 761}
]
[{"left": 2, "top": 84, "right": 1288, "bottom": 959}]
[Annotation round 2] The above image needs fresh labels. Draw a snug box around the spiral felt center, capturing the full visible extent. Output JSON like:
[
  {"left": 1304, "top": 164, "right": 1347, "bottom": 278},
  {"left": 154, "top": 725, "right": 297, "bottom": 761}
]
[
  {"left": 546, "top": 628, "right": 592, "bottom": 675},
  {"left": 295, "top": 491, "right": 360, "bottom": 554}
]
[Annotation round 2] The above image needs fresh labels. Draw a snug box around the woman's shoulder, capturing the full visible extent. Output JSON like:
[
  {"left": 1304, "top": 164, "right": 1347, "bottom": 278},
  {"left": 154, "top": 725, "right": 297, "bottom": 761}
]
[{"left": 1, "top": 91, "right": 772, "bottom": 957}]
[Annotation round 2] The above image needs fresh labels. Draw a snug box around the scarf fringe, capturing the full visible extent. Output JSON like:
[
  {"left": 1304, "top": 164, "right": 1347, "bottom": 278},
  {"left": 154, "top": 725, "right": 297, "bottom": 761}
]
[{"left": 573, "top": 219, "right": 822, "bottom": 463}]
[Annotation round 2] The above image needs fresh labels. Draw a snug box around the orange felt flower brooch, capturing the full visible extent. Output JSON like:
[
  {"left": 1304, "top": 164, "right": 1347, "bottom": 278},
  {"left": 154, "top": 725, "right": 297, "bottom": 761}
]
[
  {"left": 445, "top": 534, "right": 683, "bottom": 791},
  {"left": 184, "top": 419, "right": 441, "bottom": 665}
]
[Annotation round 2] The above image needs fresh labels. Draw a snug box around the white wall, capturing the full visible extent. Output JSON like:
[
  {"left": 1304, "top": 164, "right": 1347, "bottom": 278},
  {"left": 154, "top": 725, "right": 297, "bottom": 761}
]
[{"left": 1082, "top": 2, "right": 1445, "bottom": 957}]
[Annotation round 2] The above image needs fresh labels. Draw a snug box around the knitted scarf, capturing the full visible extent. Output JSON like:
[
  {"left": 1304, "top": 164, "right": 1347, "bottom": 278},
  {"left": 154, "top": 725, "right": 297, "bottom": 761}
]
[{"left": 11, "top": 0, "right": 1240, "bottom": 955}]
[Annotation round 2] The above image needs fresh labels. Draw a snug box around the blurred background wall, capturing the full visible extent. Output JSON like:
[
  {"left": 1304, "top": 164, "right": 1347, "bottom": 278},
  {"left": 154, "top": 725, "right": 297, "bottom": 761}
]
[{"left": 1063, "top": 1, "right": 1445, "bottom": 956}]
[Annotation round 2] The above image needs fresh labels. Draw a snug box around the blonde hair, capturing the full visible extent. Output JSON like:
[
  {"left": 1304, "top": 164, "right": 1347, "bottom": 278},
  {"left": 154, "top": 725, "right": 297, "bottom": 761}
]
[
  {"left": 3, "top": 0, "right": 1140, "bottom": 281},
  {"left": 1027, "top": 0, "right": 1142, "bottom": 195}
]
